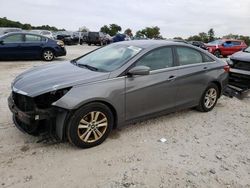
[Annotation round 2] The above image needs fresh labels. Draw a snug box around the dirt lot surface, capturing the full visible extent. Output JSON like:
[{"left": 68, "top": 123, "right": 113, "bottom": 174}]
[{"left": 0, "top": 45, "right": 250, "bottom": 188}]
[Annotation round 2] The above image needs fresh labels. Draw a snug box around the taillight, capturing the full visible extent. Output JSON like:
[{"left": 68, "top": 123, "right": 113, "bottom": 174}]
[{"left": 223, "top": 65, "right": 230, "bottom": 72}]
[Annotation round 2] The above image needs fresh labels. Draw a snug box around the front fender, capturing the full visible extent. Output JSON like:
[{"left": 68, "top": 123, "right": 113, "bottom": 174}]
[{"left": 52, "top": 77, "right": 126, "bottom": 125}]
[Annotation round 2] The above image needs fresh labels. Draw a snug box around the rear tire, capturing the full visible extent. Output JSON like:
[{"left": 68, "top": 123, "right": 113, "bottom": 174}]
[
  {"left": 214, "top": 50, "right": 221, "bottom": 58},
  {"left": 42, "top": 49, "right": 54, "bottom": 61},
  {"left": 67, "top": 103, "right": 114, "bottom": 148},
  {"left": 196, "top": 83, "right": 219, "bottom": 112}
]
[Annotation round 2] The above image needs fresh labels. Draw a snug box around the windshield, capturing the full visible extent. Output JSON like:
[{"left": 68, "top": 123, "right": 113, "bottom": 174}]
[
  {"left": 244, "top": 46, "right": 250, "bottom": 53},
  {"left": 207, "top": 40, "right": 224, "bottom": 45},
  {"left": 75, "top": 43, "right": 142, "bottom": 72}
]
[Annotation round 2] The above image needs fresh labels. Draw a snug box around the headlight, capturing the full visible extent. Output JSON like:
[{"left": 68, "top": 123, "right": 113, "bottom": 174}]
[
  {"left": 226, "top": 58, "right": 234, "bottom": 66},
  {"left": 34, "top": 87, "right": 71, "bottom": 109}
]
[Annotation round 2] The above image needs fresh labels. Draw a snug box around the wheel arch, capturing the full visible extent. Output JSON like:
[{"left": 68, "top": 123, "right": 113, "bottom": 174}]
[
  {"left": 42, "top": 47, "right": 55, "bottom": 53},
  {"left": 60, "top": 100, "right": 118, "bottom": 140},
  {"left": 213, "top": 49, "right": 221, "bottom": 55},
  {"left": 210, "top": 80, "right": 222, "bottom": 97}
]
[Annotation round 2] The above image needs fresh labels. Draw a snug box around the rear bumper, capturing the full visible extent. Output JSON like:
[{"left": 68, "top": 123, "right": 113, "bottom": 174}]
[
  {"left": 229, "top": 68, "right": 250, "bottom": 89},
  {"left": 224, "top": 68, "right": 250, "bottom": 99},
  {"left": 223, "top": 85, "right": 250, "bottom": 99}
]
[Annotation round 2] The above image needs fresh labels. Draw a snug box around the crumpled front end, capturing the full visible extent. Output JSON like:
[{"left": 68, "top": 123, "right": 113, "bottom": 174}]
[{"left": 8, "top": 88, "right": 71, "bottom": 139}]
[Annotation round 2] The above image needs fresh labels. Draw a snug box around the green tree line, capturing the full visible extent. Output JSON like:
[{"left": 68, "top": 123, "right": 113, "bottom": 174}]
[
  {"left": 175, "top": 28, "right": 250, "bottom": 45},
  {"left": 2, "top": 17, "right": 249, "bottom": 45},
  {"left": 0, "top": 17, "right": 64, "bottom": 31}
]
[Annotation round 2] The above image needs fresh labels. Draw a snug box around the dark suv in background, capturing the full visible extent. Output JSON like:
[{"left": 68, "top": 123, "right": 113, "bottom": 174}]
[
  {"left": 86, "top": 32, "right": 110, "bottom": 46},
  {"left": 189, "top": 41, "right": 208, "bottom": 50},
  {"left": 54, "top": 31, "right": 79, "bottom": 45}
]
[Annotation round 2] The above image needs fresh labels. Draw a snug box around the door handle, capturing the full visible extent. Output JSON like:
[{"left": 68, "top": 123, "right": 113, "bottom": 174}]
[
  {"left": 203, "top": 67, "right": 208, "bottom": 70},
  {"left": 167, "top": 75, "right": 176, "bottom": 81}
]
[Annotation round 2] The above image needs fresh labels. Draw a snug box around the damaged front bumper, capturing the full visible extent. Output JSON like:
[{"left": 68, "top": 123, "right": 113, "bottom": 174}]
[
  {"left": 8, "top": 94, "right": 69, "bottom": 139},
  {"left": 8, "top": 95, "right": 55, "bottom": 125}
]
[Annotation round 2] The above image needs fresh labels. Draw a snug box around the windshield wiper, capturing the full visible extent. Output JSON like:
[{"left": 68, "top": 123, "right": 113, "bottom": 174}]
[{"left": 78, "top": 64, "right": 99, "bottom": 71}]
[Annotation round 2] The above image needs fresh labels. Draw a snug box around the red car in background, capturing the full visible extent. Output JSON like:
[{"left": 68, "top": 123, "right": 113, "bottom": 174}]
[{"left": 206, "top": 39, "right": 247, "bottom": 58}]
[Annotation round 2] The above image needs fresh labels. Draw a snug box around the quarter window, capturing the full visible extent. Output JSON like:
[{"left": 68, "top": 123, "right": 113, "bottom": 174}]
[
  {"left": 176, "top": 47, "right": 203, "bottom": 65},
  {"left": 203, "top": 54, "right": 214, "bottom": 62},
  {"left": 136, "top": 47, "right": 173, "bottom": 71},
  {"left": 3, "top": 34, "right": 23, "bottom": 43}
]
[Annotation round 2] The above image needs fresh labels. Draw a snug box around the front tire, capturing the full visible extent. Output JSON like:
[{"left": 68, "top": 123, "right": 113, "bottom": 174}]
[
  {"left": 67, "top": 103, "right": 114, "bottom": 148},
  {"left": 196, "top": 83, "right": 219, "bottom": 112},
  {"left": 42, "top": 49, "right": 54, "bottom": 61}
]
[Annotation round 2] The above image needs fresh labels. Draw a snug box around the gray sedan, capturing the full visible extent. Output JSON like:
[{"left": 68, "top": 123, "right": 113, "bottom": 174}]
[{"left": 8, "top": 40, "right": 229, "bottom": 148}]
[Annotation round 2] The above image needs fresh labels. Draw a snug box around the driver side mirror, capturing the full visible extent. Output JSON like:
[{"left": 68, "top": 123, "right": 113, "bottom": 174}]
[
  {"left": 0, "top": 40, "right": 4, "bottom": 45},
  {"left": 128, "top": 66, "right": 150, "bottom": 76}
]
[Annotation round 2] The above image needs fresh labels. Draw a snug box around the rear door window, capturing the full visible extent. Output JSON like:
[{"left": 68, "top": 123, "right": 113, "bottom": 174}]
[
  {"left": 25, "top": 35, "right": 44, "bottom": 42},
  {"left": 176, "top": 47, "right": 203, "bottom": 65},
  {"left": 202, "top": 53, "right": 215, "bottom": 62},
  {"left": 232, "top": 41, "right": 241, "bottom": 46},
  {"left": 3, "top": 34, "right": 23, "bottom": 43},
  {"left": 223, "top": 41, "right": 233, "bottom": 47}
]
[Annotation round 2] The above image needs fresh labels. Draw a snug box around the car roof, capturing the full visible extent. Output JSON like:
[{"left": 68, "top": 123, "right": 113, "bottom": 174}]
[
  {"left": 0, "top": 31, "right": 50, "bottom": 38},
  {"left": 118, "top": 40, "right": 192, "bottom": 48},
  {"left": 221, "top": 38, "right": 243, "bottom": 42}
]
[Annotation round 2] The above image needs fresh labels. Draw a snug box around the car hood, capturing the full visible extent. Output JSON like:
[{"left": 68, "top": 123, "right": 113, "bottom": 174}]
[
  {"left": 12, "top": 62, "right": 110, "bottom": 97},
  {"left": 230, "top": 51, "right": 250, "bottom": 62}
]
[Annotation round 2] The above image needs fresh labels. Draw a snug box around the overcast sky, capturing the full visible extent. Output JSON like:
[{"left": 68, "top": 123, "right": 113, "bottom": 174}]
[{"left": 1, "top": 0, "right": 249, "bottom": 38}]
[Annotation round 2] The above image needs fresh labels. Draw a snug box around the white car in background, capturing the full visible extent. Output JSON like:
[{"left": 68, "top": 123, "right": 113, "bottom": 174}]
[
  {"left": 0, "top": 27, "right": 22, "bottom": 36},
  {"left": 30, "top": 30, "right": 54, "bottom": 39}
]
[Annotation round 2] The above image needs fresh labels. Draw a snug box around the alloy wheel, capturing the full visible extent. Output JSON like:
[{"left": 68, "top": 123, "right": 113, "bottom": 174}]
[
  {"left": 77, "top": 111, "right": 108, "bottom": 143},
  {"left": 204, "top": 88, "right": 217, "bottom": 109},
  {"left": 43, "top": 50, "right": 54, "bottom": 61}
]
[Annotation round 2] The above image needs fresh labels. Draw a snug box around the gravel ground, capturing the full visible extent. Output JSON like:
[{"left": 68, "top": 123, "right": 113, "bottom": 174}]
[{"left": 0, "top": 45, "right": 250, "bottom": 188}]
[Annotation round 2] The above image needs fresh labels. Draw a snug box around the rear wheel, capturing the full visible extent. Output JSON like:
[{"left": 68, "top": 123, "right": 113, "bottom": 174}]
[
  {"left": 196, "top": 83, "right": 219, "bottom": 112},
  {"left": 67, "top": 103, "right": 114, "bottom": 148},
  {"left": 214, "top": 50, "right": 221, "bottom": 58},
  {"left": 42, "top": 49, "right": 54, "bottom": 61}
]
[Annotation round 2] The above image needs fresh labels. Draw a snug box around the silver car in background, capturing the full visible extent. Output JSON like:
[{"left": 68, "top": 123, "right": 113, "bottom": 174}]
[{"left": 8, "top": 40, "right": 229, "bottom": 148}]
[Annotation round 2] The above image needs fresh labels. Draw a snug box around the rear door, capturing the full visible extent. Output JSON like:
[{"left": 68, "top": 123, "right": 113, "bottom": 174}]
[
  {"left": 223, "top": 40, "right": 237, "bottom": 55},
  {"left": 22, "top": 34, "right": 46, "bottom": 58},
  {"left": 174, "top": 46, "right": 216, "bottom": 109},
  {"left": 232, "top": 41, "right": 243, "bottom": 53},
  {"left": 125, "top": 47, "right": 178, "bottom": 120},
  {"left": 0, "top": 34, "right": 24, "bottom": 59}
]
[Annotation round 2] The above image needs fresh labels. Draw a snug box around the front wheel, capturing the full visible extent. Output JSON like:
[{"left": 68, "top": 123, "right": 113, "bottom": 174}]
[
  {"left": 196, "top": 83, "right": 219, "bottom": 112},
  {"left": 42, "top": 49, "right": 54, "bottom": 61},
  {"left": 67, "top": 103, "right": 114, "bottom": 148}
]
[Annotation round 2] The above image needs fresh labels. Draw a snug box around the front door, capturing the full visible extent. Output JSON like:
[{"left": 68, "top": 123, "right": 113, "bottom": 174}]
[
  {"left": 0, "top": 34, "right": 24, "bottom": 59},
  {"left": 125, "top": 47, "right": 178, "bottom": 120}
]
